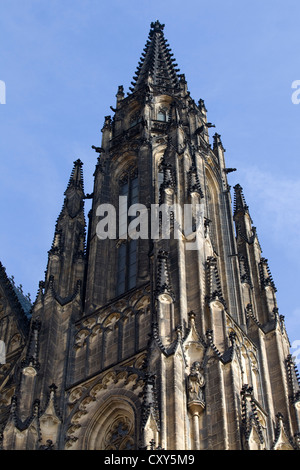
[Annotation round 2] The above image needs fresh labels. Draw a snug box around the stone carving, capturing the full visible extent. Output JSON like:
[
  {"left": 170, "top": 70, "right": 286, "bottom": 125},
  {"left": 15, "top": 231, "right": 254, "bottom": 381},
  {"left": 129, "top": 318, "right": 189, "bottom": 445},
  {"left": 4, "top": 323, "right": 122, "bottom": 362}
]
[
  {"left": 187, "top": 361, "right": 205, "bottom": 404},
  {"left": 39, "top": 439, "right": 54, "bottom": 450}
]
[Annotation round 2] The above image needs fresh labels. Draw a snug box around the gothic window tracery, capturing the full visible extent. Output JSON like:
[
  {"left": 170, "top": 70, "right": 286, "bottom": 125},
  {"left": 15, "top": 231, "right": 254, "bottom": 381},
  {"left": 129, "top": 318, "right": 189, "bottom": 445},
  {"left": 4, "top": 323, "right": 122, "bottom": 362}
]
[
  {"left": 83, "top": 398, "right": 137, "bottom": 450},
  {"left": 229, "top": 327, "right": 262, "bottom": 404},
  {"left": 104, "top": 416, "right": 135, "bottom": 450},
  {"left": 157, "top": 107, "right": 168, "bottom": 122},
  {"left": 8, "top": 333, "right": 21, "bottom": 353}
]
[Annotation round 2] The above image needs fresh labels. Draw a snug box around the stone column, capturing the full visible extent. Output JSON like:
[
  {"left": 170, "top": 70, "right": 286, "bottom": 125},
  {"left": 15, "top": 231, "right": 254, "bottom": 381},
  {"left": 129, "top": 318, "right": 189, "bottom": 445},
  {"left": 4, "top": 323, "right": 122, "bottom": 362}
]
[
  {"left": 188, "top": 401, "right": 204, "bottom": 450},
  {"left": 187, "top": 361, "right": 205, "bottom": 450}
]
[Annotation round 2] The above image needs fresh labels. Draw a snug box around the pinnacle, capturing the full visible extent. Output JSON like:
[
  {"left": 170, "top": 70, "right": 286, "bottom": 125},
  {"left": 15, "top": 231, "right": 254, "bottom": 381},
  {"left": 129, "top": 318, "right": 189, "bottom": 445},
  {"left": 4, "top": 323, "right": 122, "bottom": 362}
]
[
  {"left": 150, "top": 20, "right": 165, "bottom": 34},
  {"left": 130, "top": 21, "right": 180, "bottom": 93},
  {"left": 65, "top": 159, "right": 84, "bottom": 194},
  {"left": 54, "top": 159, "right": 86, "bottom": 224},
  {"left": 233, "top": 184, "right": 249, "bottom": 216}
]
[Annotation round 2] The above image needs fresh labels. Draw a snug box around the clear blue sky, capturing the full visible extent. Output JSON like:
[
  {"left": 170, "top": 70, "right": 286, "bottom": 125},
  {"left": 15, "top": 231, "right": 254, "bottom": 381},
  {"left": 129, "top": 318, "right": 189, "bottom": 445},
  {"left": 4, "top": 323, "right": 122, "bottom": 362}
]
[{"left": 0, "top": 0, "right": 299, "bottom": 353}]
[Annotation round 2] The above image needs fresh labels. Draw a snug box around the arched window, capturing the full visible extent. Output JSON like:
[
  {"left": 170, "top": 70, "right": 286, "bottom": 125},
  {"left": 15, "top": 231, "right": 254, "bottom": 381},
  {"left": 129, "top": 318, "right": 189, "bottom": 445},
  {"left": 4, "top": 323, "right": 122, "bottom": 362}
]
[
  {"left": 157, "top": 108, "right": 168, "bottom": 122},
  {"left": 83, "top": 397, "right": 137, "bottom": 450}
]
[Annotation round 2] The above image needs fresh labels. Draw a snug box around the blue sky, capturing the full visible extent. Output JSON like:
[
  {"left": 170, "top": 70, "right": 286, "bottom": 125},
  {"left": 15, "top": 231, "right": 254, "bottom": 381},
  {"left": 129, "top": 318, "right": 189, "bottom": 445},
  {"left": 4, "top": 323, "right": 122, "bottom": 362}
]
[{"left": 0, "top": 0, "right": 299, "bottom": 353}]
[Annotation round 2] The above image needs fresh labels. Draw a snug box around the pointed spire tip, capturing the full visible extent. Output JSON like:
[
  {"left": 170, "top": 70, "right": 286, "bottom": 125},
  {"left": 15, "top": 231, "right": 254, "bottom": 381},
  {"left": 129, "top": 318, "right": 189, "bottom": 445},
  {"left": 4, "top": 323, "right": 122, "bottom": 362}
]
[
  {"left": 150, "top": 20, "right": 165, "bottom": 33},
  {"left": 73, "top": 158, "right": 83, "bottom": 167}
]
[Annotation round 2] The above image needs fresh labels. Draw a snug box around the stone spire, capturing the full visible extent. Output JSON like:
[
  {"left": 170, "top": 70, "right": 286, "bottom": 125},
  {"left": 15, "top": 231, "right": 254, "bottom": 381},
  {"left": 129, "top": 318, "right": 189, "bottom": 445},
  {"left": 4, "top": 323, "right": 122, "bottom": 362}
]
[
  {"left": 233, "top": 184, "right": 250, "bottom": 218},
  {"left": 62, "top": 158, "right": 85, "bottom": 218},
  {"left": 233, "top": 183, "right": 258, "bottom": 245},
  {"left": 129, "top": 20, "right": 180, "bottom": 93},
  {"left": 45, "top": 159, "right": 86, "bottom": 300}
]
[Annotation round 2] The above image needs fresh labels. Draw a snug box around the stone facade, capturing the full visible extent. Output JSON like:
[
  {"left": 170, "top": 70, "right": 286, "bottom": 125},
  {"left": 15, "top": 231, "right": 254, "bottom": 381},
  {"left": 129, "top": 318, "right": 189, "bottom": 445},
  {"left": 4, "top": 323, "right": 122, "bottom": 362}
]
[{"left": 0, "top": 21, "right": 300, "bottom": 451}]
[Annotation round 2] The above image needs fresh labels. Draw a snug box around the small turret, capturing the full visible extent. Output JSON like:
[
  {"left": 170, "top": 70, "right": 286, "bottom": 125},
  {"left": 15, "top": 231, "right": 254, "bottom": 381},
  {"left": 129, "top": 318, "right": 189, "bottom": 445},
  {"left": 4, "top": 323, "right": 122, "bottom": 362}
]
[{"left": 45, "top": 159, "right": 86, "bottom": 301}]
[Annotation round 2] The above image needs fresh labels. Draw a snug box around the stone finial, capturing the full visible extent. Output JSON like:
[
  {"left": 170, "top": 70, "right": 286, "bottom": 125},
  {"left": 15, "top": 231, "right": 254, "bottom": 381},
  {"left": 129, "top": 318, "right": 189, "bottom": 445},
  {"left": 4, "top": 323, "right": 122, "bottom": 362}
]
[{"left": 150, "top": 20, "right": 165, "bottom": 33}]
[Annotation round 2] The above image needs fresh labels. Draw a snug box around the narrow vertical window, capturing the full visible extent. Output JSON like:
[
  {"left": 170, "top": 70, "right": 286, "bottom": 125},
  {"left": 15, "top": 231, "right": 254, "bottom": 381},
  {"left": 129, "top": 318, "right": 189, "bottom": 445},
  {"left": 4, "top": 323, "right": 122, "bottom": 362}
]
[
  {"left": 117, "top": 242, "right": 126, "bottom": 296},
  {"left": 130, "top": 175, "right": 138, "bottom": 205},
  {"left": 128, "top": 239, "right": 137, "bottom": 290},
  {"left": 120, "top": 180, "right": 129, "bottom": 197},
  {"left": 117, "top": 169, "right": 138, "bottom": 296},
  {"left": 157, "top": 108, "right": 168, "bottom": 122},
  {"left": 206, "top": 186, "right": 217, "bottom": 251},
  {"left": 158, "top": 169, "right": 164, "bottom": 194}
]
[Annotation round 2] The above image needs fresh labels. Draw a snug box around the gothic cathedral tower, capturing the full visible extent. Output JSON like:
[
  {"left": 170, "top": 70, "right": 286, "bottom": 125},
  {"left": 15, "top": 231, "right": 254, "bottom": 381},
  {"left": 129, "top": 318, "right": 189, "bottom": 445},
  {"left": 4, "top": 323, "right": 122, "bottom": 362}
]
[{"left": 0, "top": 21, "right": 300, "bottom": 451}]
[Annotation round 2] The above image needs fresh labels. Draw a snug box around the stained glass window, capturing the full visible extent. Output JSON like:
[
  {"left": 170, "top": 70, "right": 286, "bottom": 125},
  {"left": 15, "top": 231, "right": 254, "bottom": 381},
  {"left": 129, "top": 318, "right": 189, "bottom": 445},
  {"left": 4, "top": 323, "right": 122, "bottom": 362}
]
[{"left": 104, "top": 416, "right": 135, "bottom": 450}]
